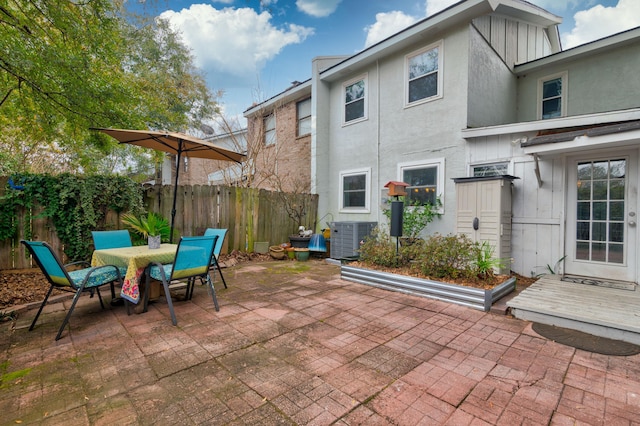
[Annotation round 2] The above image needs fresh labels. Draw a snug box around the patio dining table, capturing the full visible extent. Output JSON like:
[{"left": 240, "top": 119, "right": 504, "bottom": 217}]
[{"left": 91, "top": 244, "right": 178, "bottom": 304}]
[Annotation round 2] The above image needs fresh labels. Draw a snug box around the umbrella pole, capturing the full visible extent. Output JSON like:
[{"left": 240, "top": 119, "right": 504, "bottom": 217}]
[{"left": 170, "top": 145, "right": 182, "bottom": 243}]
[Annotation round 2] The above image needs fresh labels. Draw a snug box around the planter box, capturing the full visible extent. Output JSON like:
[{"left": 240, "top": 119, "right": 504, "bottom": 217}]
[{"left": 341, "top": 265, "right": 516, "bottom": 312}]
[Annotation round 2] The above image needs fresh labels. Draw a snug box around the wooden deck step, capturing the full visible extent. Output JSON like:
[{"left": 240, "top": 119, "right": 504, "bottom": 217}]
[{"left": 507, "top": 275, "right": 640, "bottom": 345}]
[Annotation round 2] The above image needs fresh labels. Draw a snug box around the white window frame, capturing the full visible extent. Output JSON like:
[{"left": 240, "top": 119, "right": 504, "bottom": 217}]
[
  {"left": 264, "top": 113, "right": 276, "bottom": 146},
  {"left": 339, "top": 167, "right": 371, "bottom": 213},
  {"left": 537, "top": 71, "right": 568, "bottom": 120},
  {"left": 404, "top": 40, "right": 444, "bottom": 107},
  {"left": 297, "top": 97, "right": 311, "bottom": 137},
  {"left": 470, "top": 161, "right": 510, "bottom": 177},
  {"left": 398, "top": 158, "right": 445, "bottom": 212},
  {"left": 342, "top": 74, "right": 368, "bottom": 125}
]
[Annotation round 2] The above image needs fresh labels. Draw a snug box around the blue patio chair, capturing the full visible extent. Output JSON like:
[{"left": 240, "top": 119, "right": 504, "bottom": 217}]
[
  {"left": 144, "top": 235, "right": 219, "bottom": 326},
  {"left": 91, "top": 229, "right": 132, "bottom": 298},
  {"left": 203, "top": 228, "right": 228, "bottom": 289},
  {"left": 21, "top": 240, "right": 124, "bottom": 341}
]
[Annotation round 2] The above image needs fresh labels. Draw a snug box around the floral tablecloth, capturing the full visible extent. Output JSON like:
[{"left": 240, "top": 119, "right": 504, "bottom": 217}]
[{"left": 91, "top": 244, "right": 178, "bottom": 303}]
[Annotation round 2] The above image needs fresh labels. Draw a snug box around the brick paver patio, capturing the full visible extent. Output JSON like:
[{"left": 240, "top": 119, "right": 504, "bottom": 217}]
[{"left": 1, "top": 259, "right": 639, "bottom": 425}]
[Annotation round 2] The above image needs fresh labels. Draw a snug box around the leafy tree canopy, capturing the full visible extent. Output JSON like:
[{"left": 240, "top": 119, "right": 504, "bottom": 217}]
[{"left": 0, "top": 0, "right": 219, "bottom": 176}]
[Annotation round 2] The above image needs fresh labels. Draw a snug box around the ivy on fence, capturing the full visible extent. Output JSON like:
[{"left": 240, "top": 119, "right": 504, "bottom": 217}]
[{"left": 0, "top": 173, "right": 144, "bottom": 261}]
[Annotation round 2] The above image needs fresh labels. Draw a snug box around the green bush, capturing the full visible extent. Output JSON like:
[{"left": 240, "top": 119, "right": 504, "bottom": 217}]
[
  {"left": 474, "top": 241, "right": 508, "bottom": 278},
  {"left": 358, "top": 226, "right": 406, "bottom": 268},
  {"left": 412, "top": 234, "right": 477, "bottom": 280}
]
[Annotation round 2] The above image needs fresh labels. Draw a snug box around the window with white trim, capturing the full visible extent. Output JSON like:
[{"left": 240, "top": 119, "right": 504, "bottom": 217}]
[
  {"left": 538, "top": 72, "right": 567, "bottom": 119},
  {"left": 339, "top": 168, "right": 371, "bottom": 212},
  {"left": 264, "top": 113, "right": 276, "bottom": 146},
  {"left": 406, "top": 41, "right": 443, "bottom": 106},
  {"left": 297, "top": 98, "right": 311, "bottom": 136},
  {"left": 399, "top": 159, "right": 444, "bottom": 207},
  {"left": 343, "top": 75, "right": 367, "bottom": 124},
  {"left": 472, "top": 162, "right": 509, "bottom": 177}
]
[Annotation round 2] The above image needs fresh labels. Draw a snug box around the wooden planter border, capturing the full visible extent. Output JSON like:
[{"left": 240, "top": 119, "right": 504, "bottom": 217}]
[{"left": 341, "top": 264, "right": 516, "bottom": 312}]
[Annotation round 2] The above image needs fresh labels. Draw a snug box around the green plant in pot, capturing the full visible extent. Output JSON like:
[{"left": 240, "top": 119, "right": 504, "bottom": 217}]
[{"left": 121, "top": 212, "right": 170, "bottom": 248}]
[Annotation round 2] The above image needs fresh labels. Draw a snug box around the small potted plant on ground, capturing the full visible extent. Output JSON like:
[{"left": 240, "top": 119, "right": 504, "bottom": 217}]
[{"left": 121, "top": 212, "right": 170, "bottom": 248}]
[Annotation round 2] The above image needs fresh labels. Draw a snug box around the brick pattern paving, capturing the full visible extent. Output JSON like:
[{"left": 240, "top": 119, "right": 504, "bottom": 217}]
[{"left": 1, "top": 260, "right": 639, "bottom": 425}]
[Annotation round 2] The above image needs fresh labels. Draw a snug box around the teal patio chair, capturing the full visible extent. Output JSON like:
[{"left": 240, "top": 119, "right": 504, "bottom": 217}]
[
  {"left": 144, "top": 235, "right": 219, "bottom": 325},
  {"left": 91, "top": 229, "right": 132, "bottom": 298},
  {"left": 203, "top": 228, "right": 228, "bottom": 289},
  {"left": 21, "top": 240, "right": 124, "bottom": 341}
]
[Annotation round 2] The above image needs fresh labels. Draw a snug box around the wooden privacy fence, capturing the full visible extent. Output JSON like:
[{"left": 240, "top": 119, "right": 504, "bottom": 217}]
[{"left": 0, "top": 184, "right": 318, "bottom": 270}]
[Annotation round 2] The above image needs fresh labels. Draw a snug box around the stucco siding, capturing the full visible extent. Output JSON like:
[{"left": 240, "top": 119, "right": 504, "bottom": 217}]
[
  {"left": 516, "top": 41, "right": 640, "bottom": 121},
  {"left": 467, "top": 26, "right": 518, "bottom": 127},
  {"left": 318, "top": 26, "right": 472, "bottom": 235}
]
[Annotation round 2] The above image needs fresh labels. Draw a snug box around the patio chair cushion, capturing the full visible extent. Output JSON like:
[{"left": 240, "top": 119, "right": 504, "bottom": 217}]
[
  {"left": 148, "top": 263, "right": 209, "bottom": 281},
  {"left": 68, "top": 267, "right": 122, "bottom": 289}
]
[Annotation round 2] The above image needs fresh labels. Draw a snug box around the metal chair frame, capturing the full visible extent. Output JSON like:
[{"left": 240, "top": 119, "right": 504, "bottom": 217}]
[{"left": 21, "top": 240, "right": 124, "bottom": 341}]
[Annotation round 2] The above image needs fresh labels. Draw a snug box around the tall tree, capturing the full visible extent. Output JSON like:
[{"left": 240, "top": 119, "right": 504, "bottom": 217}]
[{"left": 0, "top": 0, "right": 218, "bottom": 175}]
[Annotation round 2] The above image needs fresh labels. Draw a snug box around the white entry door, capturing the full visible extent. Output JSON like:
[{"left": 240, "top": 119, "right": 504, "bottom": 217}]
[{"left": 565, "top": 152, "right": 637, "bottom": 282}]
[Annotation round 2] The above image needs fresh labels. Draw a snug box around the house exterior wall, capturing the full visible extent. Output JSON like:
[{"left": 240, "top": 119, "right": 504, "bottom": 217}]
[
  {"left": 467, "top": 25, "right": 518, "bottom": 127},
  {"left": 465, "top": 130, "right": 565, "bottom": 276},
  {"left": 317, "top": 25, "right": 472, "bottom": 236},
  {"left": 247, "top": 96, "right": 312, "bottom": 193},
  {"left": 516, "top": 40, "right": 640, "bottom": 122}
]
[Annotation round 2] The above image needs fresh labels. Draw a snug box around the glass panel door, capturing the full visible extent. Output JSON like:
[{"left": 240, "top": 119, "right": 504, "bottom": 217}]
[
  {"left": 575, "top": 159, "right": 625, "bottom": 264},
  {"left": 565, "top": 153, "right": 637, "bottom": 282}
]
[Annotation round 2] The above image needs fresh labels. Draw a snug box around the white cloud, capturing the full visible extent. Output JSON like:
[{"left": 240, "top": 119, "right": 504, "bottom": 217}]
[
  {"left": 364, "top": 11, "right": 417, "bottom": 47},
  {"left": 296, "top": 0, "right": 341, "bottom": 18},
  {"left": 425, "top": 0, "right": 459, "bottom": 16},
  {"left": 562, "top": 0, "right": 640, "bottom": 48},
  {"left": 159, "top": 5, "right": 314, "bottom": 88}
]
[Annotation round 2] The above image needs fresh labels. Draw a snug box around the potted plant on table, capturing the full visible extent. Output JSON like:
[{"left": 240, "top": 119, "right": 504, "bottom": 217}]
[{"left": 121, "top": 212, "right": 170, "bottom": 248}]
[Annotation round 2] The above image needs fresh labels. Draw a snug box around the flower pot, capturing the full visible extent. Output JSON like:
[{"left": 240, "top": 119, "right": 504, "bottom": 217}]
[
  {"left": 286, "top": 248, "right": 296, "bottom": 259},
  {"left": 269, "top": 245, "right": 286, "bottom": 259},
  {"left": 148, "top": 235, "right": 161, "bottom": 249},
  {"left": 289, "top": 235, "right": 311, "bottom": 248},
  {"left": 295, "top": 248, "right": 310, "bottom": 261}
]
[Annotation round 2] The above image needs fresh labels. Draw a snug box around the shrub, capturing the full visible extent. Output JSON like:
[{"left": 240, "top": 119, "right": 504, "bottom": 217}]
[
  {"left": 358, "top": 226, "right": 406, "bottom": 268},
  {"left": 412, "top": 234, "right": 477, "bottom": 280},
  {"left": 474, "top": 241, "right": 508, "bottom": 278}
]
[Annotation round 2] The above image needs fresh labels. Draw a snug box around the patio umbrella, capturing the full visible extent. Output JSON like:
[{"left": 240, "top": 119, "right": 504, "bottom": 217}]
[{"left": 93, "top": 128, "right": 245, "bottom": 242}]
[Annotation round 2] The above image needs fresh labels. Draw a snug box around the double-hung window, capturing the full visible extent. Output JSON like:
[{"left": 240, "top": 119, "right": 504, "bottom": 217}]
[
  {"left": 538, "top": 72, "right": 567, "bottom": 119},
  {"left": 297, "top": 98, "right": 311, "bottom": 136},
  {"left": 343, "top": 75, "right": 367, "bottom": 124},
  {"left": 399, "top": 159, "right": 444, "bottom": 208},
  {"left": 339, "top": 168, "right": 370, "bottom": 212},
  {"left": 264, "top": 113, "right": 276, "bottom": 146},
  {"left": 406, "top": 41, "right": 443, "bottom": 106}
]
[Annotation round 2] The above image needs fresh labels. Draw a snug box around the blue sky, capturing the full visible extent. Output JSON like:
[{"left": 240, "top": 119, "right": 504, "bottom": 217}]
[{"left": 130, "top": 0, "right": 639, "bottom": 126}]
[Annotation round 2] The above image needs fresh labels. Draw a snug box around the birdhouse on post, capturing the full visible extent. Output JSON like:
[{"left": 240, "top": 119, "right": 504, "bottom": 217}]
[{"left": 384, "top": 181, "right": 409, "bottom": 197}]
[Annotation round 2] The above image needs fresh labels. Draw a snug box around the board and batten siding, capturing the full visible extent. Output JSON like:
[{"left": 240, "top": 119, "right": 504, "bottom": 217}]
[
  {"left": 466, "top": 132, "right": 564, "bottom": 277},
  {"left": 472, "top": 15, "right": 553, "bottom": 68}
]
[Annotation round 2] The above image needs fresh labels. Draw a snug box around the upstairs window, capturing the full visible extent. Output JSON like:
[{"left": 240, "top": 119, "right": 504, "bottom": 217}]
[
  {"left": 343, "top": 75, "right": 366, "bottom": 124},
  {"left": 538, "top": 72, "right": 567, "bottom": 119},
  {"left": 297, "top": 98, "right": 311, "bottom": 136},
  {"left": 406, "top": 41, "right": 443, "bottom": 106},
  {"left": 264, "top": 113, "right": 276, "bottom": 146}
]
